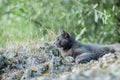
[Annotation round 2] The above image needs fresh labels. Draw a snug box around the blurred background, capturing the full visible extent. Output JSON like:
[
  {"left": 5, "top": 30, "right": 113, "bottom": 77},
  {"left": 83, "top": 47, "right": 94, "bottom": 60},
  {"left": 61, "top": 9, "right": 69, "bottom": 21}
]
[{"left": 0, "top": 0, "right": 120, "bottom": 47}]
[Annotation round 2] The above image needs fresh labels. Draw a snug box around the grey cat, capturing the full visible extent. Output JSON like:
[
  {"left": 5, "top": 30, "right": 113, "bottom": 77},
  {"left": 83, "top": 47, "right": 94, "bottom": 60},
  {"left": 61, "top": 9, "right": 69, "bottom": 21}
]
[{"left": 54, "top": 30, "right": 115, "bottom": 64}]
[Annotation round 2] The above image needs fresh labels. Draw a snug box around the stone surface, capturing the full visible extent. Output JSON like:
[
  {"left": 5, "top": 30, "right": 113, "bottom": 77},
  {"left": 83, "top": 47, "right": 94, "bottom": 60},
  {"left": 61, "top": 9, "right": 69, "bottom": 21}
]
[{"left": 0, "top": 42, "right": 120, "bottom": 80}]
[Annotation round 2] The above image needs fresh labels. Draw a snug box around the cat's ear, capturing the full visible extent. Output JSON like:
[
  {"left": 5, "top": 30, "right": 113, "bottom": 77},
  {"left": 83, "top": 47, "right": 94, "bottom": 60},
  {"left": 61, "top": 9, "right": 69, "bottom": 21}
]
[{"left": 61, "top": 30, "right": 70, "bottom": 38}]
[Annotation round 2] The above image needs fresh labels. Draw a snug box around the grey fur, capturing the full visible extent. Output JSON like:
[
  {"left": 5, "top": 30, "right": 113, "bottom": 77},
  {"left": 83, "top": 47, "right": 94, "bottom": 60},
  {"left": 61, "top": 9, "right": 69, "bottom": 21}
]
[{"left": 54, "top": 30, "right": 115, "bottom": 64}]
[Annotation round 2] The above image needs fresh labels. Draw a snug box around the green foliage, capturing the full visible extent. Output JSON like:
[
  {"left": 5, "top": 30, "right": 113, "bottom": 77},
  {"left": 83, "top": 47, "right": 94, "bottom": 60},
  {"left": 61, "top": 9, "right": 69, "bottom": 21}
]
[{"left": 0, "top": 0, "right": 119, "bottom": 47}]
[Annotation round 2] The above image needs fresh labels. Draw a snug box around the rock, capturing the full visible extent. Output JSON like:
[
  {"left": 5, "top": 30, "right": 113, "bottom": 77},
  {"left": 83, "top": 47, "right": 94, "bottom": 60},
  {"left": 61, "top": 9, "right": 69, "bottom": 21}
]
[
  {"left": 34, "top": 57, "right": 46, "bottom": 64},
  {"left": 51, "top": 57, "right": 62, "bottom": 66},
  {"left": 50, "top": 57, "right": 62, "bottom": 73},
  {"left": 3, "top": 51, "right": 17, "bottom": 59},
  {"left": 37, "top": 65, "right": 48, "bottom": 74},
  {"left": 1, "top": 42, "right": 120, "bottom": 80},
  {"left": 22, "top": 64, "right": 49, "bottom": 79},
  {"left": 26, "top": 69, "right": 33, "bottom": 79},
  {"left": 0, "top": 51, "right": 4, "bottom": 55},
  {"left": 0, "top": 55, "right": 6, "bottom": 70},
  {"left": 50, "top": 57, "right": 72, "bottom": 73}
]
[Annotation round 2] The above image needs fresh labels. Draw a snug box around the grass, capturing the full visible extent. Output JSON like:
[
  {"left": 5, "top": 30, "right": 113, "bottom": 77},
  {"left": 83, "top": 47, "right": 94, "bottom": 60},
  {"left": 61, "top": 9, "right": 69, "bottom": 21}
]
[{"left": 0, "top": 0, "right": 119, "bottom": 47}]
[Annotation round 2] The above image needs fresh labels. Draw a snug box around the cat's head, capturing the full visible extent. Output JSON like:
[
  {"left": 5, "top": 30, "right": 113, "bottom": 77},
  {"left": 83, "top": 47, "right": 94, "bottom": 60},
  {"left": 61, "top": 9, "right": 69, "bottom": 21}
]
[{"left": 54, "top": 30, "right": 75, "bottom": 50}]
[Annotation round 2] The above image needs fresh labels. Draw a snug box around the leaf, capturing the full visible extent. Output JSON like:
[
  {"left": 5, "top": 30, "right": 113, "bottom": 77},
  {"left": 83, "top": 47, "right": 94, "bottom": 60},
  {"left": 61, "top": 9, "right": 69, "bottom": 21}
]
[{"left": 76, "top": 27, "right": 86, "bottom": 40}]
